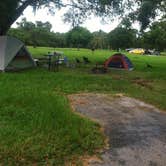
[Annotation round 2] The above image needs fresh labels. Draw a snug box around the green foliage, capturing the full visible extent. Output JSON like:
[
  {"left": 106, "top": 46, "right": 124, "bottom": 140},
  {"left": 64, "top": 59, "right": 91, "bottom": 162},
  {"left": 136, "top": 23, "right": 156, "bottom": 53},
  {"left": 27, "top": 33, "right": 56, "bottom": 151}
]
[
  {"left": 0, "top": 0, "right": 165, "bottom": 34},
  {"left": 28, "top": 47, "right": 166, "bottom": 110},
  {"left": 137, "top": 0, "right": 165, "bottom": 30},
  {"left": 16, "top": 17, "right": 36, "bottom": 31},
  {"left": 0, "top": 72, "right": 104, "bottom": 164},
  {"left": 0, "top": 0, "right": 62, "bottom": 34},
  {"left": 0, "top": 47, "right": 166, "bottom": 164},
  {"left": 35, "top": 21, "right": 52, "bottom": 32},
  {"left": 63, "top": 7, "right": 86, "bottom": 28},
  {"left": 66, "top": 26, "right": 92, "bottom": 48},
  {"left": 142, "top": 21, "right": 166, "bottom": 51},
  {"left": 8, "top": 18, "right": 166, "bottom": 51},
  {"left": 108, "top": 27, "right": 137, "bottom": 49},
  {"left": 90, "top": 30, "right": 109, "bottom": 49},
  {"left": 8, "top": 19, "right": 66, "bottom": 48}
]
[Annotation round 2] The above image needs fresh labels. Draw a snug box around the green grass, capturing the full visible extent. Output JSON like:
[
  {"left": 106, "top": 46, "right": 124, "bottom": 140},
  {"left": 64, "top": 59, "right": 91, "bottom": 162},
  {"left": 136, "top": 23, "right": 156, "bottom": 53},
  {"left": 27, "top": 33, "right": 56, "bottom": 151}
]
[
  {"left": 29, "top": 47, "right": 166, "bottom": 109},
  {"left": 0, "top": 47, "right": 166, "bottom": 165},
  {"left": 0, "top": 71, "right": 104, "bottom": 165}
]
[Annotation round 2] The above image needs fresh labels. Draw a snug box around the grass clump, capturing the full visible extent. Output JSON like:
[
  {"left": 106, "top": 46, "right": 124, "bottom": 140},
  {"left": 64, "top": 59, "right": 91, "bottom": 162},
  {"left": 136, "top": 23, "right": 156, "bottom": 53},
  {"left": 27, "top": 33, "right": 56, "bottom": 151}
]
[{"left": 0, "top": 72, "right": 103, "bottom": 165}]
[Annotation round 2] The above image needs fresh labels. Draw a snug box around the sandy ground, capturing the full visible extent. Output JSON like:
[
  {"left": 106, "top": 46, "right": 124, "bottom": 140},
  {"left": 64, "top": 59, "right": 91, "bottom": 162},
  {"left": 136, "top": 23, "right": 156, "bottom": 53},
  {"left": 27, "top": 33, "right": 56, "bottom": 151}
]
[{"left": 69, "top": 93, "right": 166, "bottom": 166}]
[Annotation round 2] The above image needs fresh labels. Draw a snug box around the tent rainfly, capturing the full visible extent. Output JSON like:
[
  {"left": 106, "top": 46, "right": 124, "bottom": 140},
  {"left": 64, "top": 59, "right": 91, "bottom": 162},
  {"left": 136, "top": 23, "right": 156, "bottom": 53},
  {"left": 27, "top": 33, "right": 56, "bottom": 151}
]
[
  {"left": 0, "top": 36, "right": 36, "bottom": 71},
  {"left": 104, "top": 53, "right": 133, "bottom": 70}
]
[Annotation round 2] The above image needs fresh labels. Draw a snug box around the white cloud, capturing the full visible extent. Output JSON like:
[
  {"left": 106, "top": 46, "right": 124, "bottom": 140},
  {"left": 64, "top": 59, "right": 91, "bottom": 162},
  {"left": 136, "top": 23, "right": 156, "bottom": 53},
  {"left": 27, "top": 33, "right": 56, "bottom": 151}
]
[{"left": 12, "top": 6, "right": 120, "bottom": 33}]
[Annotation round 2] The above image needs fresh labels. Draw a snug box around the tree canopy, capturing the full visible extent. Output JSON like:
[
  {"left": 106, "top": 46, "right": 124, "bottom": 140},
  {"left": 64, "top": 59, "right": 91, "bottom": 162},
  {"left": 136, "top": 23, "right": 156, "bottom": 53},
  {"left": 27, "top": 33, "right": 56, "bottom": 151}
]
[
  {"left": 108, "top": 27, "right": 137, "bottom": 50},
  {"left": 0, "top": 0, "right": 165, "bottom": 35},
  {"left": 90, "top": 30, "right": 108, "bottom": 49},
  {"left": 66, "top": 26, "right": 92, "bottom": 48},
  {"left": 8, "top": 18, "right": 166, "bottom": 51},
  {"left": 142, "top": 21, "right": 166, "bottom": 51}
]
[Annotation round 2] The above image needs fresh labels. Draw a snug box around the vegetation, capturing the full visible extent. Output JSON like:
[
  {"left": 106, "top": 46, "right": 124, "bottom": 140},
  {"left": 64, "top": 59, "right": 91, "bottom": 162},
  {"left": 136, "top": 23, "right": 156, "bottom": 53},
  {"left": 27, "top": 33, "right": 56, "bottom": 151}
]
[
  {"left": 0, "top": 0, "right": 166, "bottom": 35},
  {"left": 0, "top": 47, "right": 166, "bottom": 164},
  {"left": 66, "top": 27, "right": 92, "bottom": 48},
  {"left": 8, "top": 18, "right": 166, "bottom": 51},
  {"left": 141, "top": 21, "right": 166, "bottom": 51},
  {"left": 108, "top": 27, "right": 137, "bottom": 50},
  {"left": 0, "top": 1, "right": 165, "bottom": 165},
  {"left": 29, "top": 47, "right": 166, "bottom": 111},
  {"left": 8, "top": 18, "right": 66, "bottom": 48},
  {"left": 0, "top": 60, "right": 104, "bottom": 164}
]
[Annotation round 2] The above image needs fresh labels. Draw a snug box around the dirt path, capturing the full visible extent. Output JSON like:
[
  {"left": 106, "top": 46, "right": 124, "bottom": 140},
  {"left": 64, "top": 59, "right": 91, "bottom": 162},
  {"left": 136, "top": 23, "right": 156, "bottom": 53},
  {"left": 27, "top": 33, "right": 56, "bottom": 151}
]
[{"left": 69, "top": 93, "right": 166, "bottom": 166}]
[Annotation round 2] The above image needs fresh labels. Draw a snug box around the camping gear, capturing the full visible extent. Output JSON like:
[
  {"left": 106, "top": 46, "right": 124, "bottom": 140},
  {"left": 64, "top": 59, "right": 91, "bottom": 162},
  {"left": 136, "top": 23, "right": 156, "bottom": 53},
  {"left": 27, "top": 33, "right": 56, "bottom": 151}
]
[
  {"left": 92, "top": 63, "right": 107, "bottom": 74},
  {"left": 129, "top": 48, "right": 145, "bottom": 54},
  {"left": 41, "top": 51, "right": 65, "bottom": 71},
  {"left": 104, "top": 53, "right": 133, "bottom": 70},
  {"left": 83, "top": 56, "right": 90, "bottom": 64},
  {"left": 0, "top": 36, "right": 35, "bottom": 71},
  {"left": 63, "top": 56, "right": 68, "bottom": 65},
  {"left": 44, "top": 51, "right": 61, "bottom": 71},
  {"left": 75, "top": 58, "right": 81, "bottom": 64}
]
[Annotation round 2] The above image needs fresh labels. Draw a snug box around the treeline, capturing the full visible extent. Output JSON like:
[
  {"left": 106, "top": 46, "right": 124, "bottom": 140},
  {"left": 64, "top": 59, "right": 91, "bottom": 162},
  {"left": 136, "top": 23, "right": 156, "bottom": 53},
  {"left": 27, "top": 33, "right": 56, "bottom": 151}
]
[{"left": 8, "top": 18, "right": 166, "bottom": 51}]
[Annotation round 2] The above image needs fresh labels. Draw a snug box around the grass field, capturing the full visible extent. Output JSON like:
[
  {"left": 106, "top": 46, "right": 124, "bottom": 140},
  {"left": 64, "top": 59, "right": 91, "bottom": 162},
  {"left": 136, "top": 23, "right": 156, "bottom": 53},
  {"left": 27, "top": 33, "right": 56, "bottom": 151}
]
[
  {"left": 0, "top": 47, "right": 165, "bottom": 165},
  {"left": 30, "top": 47, "right": 166, "bottom": 109}
]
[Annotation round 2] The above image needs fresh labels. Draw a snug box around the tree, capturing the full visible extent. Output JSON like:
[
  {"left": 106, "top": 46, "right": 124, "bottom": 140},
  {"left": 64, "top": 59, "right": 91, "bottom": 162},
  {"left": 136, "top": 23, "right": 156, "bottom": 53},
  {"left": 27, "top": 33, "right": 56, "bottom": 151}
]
[
  {"left": 0, "top": 0, "right": 61, "bottom": 35},
  {"left": 10, "top": 18, "right": 67, "bottom": 48},
  {"left": 142, "top": 21, "right": 166, "bottom": 51},
  {"left": 8, "top": 28, "right": 29, "bottom": 43},
  {"left": 36, "top": 21, "right": 52, "bottom": 32},
  {"left": 66, "top": 27, "right": 92, "bottom": 48},
  {"left": 63, "top": 7, "right": 86, "bottom": 28},
  {"left": 17, "top": 18, "right": 36, "bottom": 31},
  {"left": 0, "top": 0, "right": 165, "bottom": 35},
  {"left": 120, "top": 18, "right": 132, "bottom": 30},
  {"left": 136, "top": 0, "right": 166, "bottom": 30},
  {"left": 108, "top": 27, "right": 137, "bottom": 50},
  {"left": 90, "top": 30, "right": 108, "bottom": 49}
]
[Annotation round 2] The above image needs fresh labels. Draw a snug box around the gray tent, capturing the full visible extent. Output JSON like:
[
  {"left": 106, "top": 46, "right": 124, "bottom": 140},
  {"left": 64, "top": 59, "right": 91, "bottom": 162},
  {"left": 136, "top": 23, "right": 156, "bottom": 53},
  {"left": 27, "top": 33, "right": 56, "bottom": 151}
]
[{"left": 0, "top": 36, "right": 35, "bottom": 71}]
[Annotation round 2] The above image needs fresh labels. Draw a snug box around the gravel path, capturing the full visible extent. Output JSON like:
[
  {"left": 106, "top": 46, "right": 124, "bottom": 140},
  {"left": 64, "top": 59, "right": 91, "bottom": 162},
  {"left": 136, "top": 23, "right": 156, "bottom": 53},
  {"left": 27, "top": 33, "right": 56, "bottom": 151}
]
[{"left": 69, "top": 93, "right": 166, "bottom": 166}]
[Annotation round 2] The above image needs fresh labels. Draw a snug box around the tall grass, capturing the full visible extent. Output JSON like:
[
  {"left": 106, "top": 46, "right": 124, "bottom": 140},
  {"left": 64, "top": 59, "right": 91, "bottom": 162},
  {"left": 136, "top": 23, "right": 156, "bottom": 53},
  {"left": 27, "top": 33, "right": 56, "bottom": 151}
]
[{"left": 0, "top": 71, "right": 104, "bottom": 165}]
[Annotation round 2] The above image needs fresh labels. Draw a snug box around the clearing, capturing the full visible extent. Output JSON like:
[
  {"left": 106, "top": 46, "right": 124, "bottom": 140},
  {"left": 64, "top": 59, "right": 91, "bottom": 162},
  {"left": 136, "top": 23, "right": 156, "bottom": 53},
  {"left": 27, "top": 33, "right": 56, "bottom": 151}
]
[{"left": 69, "top": 93, "right": 166, "bottom": 166}]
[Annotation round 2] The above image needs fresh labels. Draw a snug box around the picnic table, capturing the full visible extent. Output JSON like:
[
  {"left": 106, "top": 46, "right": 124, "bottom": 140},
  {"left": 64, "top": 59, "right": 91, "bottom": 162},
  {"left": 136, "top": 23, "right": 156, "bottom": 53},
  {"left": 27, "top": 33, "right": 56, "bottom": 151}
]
[
  {"left": 35, "top": 51, "right": 70, "bottom": 71},
  {"left": 45, "top": 51, "right": 64, "bottom": 71}
]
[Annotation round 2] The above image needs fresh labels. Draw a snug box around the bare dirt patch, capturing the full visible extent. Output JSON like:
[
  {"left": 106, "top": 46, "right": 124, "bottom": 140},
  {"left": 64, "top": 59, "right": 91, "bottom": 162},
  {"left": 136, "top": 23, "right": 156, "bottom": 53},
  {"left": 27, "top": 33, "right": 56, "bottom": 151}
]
[
  {"left": 69, "top": 93, "right": 166, "bottom": 166},
  {"left": 132, "top": 78, "right": 153, "bottom": 90}
]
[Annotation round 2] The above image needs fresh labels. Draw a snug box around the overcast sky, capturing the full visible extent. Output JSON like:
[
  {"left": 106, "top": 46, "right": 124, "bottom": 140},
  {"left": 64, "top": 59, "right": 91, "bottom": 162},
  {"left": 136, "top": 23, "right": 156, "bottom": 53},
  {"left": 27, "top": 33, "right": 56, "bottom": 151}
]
[{"left": 12, "top": 6, "right": 121, "bottom": 33}]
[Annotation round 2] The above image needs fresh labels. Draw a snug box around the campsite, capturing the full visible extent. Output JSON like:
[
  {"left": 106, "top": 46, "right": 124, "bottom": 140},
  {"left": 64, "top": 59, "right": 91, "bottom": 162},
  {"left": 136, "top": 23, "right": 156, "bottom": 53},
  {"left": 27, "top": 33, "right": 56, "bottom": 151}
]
[
  {"left": 0, "top": 46, "right": 166, "bottom": 164},
  {"left": 0, "top": 0, "right": 166, "bottom": 165}
]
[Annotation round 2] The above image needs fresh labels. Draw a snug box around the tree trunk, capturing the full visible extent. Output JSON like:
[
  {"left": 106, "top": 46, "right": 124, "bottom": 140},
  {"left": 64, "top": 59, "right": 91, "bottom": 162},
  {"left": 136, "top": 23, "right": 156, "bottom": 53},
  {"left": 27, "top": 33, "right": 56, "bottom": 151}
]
[
  {"left": 0, "top": 25, "right": 11, "bottom": 36},
  {"left": 0, "top": 0, "right": 33, "bottom": 36}
]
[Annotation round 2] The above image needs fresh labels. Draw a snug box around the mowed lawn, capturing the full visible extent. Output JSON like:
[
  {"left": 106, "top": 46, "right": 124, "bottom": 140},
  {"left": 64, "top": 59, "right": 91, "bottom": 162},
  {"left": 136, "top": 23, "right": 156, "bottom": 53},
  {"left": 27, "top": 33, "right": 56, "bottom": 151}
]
[
  {"left": 0, "top": 47, "right": 165, "bottom": 165},
  {"left": 30, "top": 47, "right": 166, "bottom": 109}
]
